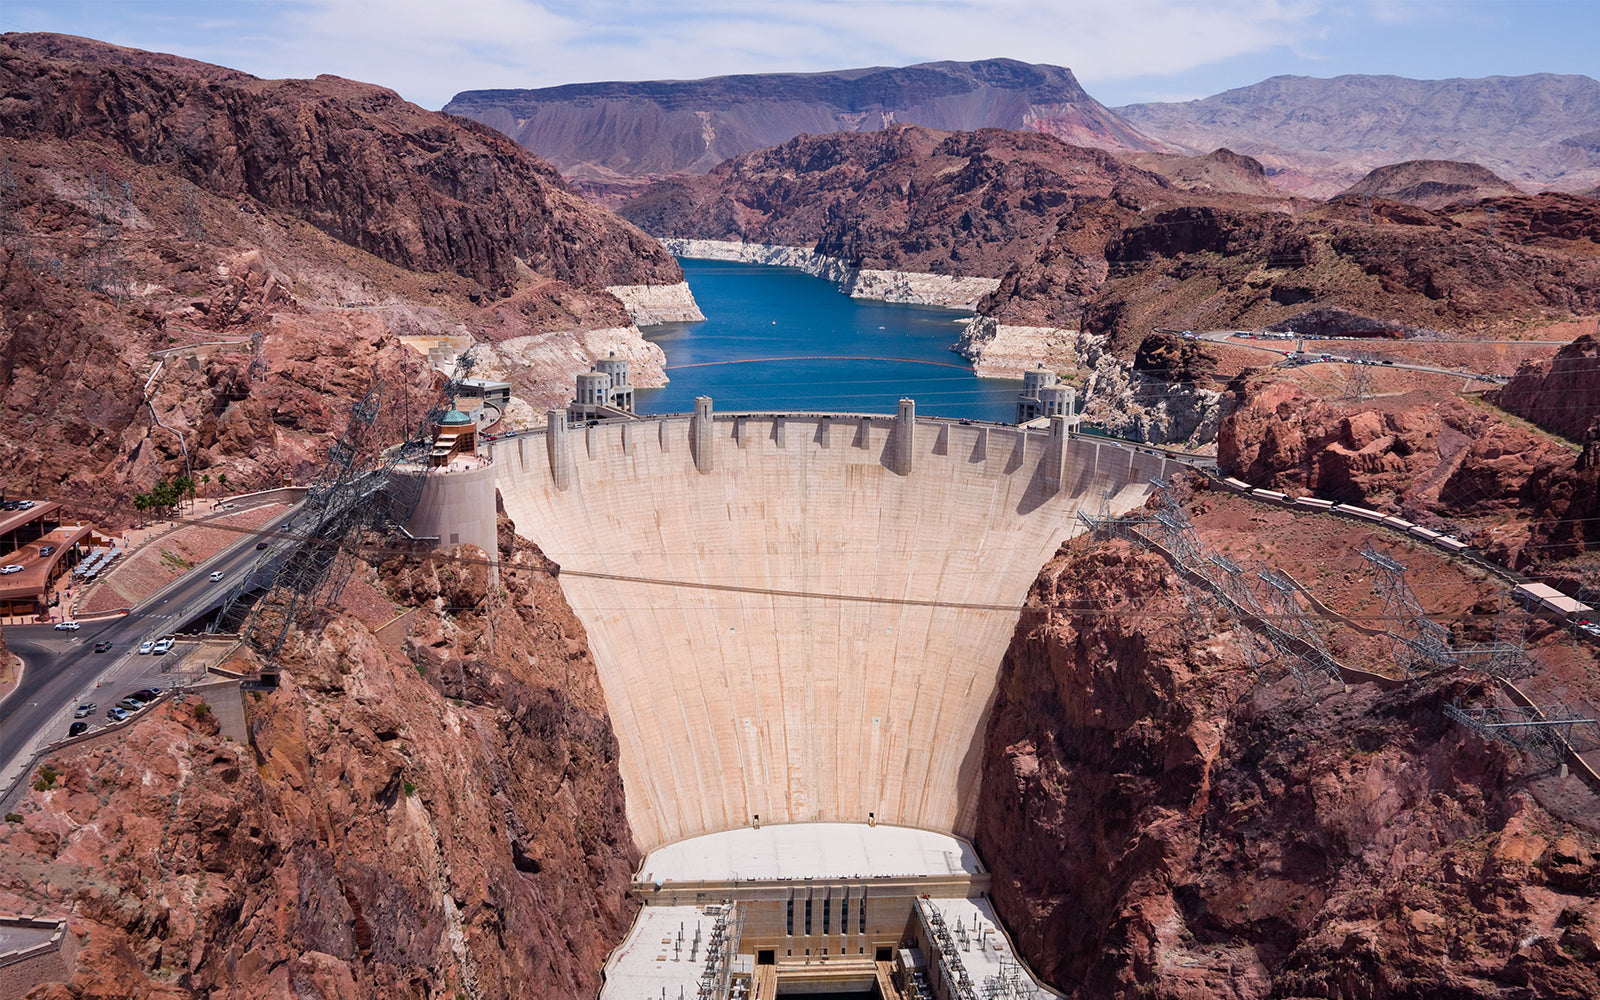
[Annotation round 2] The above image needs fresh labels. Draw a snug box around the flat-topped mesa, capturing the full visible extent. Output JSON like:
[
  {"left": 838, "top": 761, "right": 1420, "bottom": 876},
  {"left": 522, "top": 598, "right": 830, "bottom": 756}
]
[{"left": 488, "top": 401, "right": 1201, "bottom": 851}]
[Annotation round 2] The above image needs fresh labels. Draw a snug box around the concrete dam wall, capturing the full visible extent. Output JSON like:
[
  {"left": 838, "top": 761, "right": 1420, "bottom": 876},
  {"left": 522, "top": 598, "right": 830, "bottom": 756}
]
[{"left": 492, "top": 409, "right": 1191, "bottom": 852}]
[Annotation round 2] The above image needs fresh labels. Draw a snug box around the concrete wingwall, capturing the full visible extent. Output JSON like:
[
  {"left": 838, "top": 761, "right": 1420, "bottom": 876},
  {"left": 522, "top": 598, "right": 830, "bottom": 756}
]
[{"left": 493, "top": 414, "right": 1187, "bottom": 852}]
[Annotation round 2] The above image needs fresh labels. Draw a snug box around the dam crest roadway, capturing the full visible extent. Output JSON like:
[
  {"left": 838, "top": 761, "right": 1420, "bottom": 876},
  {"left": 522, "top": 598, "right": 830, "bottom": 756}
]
[{"left": 480, "top": 400, "right": 1199, "bottom": 851}]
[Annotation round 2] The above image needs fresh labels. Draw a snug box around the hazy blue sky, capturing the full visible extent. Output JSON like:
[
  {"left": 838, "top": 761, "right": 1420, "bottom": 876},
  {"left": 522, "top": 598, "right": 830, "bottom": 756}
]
[{"left": 4, "top": 1, "right": 1595, "bottom": 109}]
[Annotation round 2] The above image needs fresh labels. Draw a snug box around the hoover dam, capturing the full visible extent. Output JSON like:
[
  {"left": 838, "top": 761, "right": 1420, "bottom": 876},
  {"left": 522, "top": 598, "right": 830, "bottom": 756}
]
[
  {"left": 490, "top": 402, "right": 1191, "bottom": 851},
  {"left": 462, "top": 401, "right": 1198, "bottom": 996}
]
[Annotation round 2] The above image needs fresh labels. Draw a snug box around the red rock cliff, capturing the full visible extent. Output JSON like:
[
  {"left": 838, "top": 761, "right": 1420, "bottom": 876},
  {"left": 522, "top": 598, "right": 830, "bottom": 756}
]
[
  {"left": 1489, "top": 333, "right": 1600, "bottom": 443},
  {"left": 977, "top": 537, "right": 1600, "bottom": 999},
  {"left": 0, "top": 523, "right": 639, "bottom": 997},
  {"left": 0, "top": 32, "right": 682, "bottom": 295}
]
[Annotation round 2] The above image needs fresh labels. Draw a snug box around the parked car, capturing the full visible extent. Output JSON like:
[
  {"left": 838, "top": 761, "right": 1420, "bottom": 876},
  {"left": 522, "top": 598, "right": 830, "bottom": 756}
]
[
  {"left": 93, "top": 640, "right": 111, "bottom": 653},
  {"left": 133, "top": 688, "right": 161, "bottom": 701},
  {"left": 119, "top": 697, "right": 146, "bottom": 712},
  {"left": 74, "top": 703, "right": 96, "bottom": 718},
  {"left": 68, "top": 722, "right": 88, "bottom": 737},
  {"left": 138, "top": 640, "right": 154, "bottom": 654},
  {"left": 152, "top": 637, "right": 174, "bottom": 654},
  {"left": 0, "top": 564, "right": 21, "bottom": 574},
  {"left": 106, "top": 706, "right": 129, "bottom": 722},
  {"left": 209, "top": 570, "right": 224, "bottom": 581},
  {"left": 54, "top": 621, "right": 80, "bottom": 631},
  {"left": 1578, "top": 619, "right": 1600, "bottom": 638}
]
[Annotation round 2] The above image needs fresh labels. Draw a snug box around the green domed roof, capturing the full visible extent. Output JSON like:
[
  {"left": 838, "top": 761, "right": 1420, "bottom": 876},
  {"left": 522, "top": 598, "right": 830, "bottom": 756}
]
[{"left": 440, "top": 408, "right": 473, "bottom": 426}]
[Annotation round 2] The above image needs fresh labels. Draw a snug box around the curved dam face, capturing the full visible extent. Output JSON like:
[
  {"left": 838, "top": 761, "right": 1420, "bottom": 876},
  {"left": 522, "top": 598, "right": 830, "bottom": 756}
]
[{"left": 492, "top": 409, "right": 1188, "bottom": 852}]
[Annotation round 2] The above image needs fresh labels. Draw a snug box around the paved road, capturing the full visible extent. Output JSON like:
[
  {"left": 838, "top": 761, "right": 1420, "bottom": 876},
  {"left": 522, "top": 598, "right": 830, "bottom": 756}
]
[
  {"left": 0, "top": 505, "right": 301, "bottom": 780},
  {"left": 1182, "top": 329, "right": 1515, "bottom": 383}
]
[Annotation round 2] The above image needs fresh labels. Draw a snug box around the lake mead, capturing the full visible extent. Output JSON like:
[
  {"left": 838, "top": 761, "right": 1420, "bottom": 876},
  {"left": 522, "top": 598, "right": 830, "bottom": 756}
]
[{"left": 635, "top": 259, "right": 1024, "bottom": 423}]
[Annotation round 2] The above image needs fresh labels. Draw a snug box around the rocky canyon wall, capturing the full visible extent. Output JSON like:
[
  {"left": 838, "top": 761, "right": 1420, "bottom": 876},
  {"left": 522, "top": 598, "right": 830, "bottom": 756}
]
[
  {"left": 977, "top": 535, "right": 1600, "bottom": 1000},
  {"left": 0, "top": 522, "right": 640, "bottom": 998}
]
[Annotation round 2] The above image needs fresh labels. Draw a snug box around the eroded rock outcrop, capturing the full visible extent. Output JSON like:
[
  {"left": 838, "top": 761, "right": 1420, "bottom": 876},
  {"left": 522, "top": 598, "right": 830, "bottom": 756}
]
[
  {"left": 1337, "top": 159, "right": 1523, "bottom": 210},
  {"left": 1216, "top": 378, "right": 1570, "bottom": 507},
  {"left": 1490, "top": 333, "right": 1600, "bottom": 442},
  {"left": 977, "top": 537, "right": 1600, "bottom": 999},
  {"left": 1214, "top": 375, "right": 1600, "bottom": 573}
]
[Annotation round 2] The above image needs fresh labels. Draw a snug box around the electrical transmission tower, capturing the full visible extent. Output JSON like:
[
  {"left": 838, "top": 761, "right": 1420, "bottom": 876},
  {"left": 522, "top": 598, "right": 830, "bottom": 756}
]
[
  {"left": 1254, "top": 569, "right": 1343, "bottom": 689},
  {"left": 1341, "top": 360, "right": 1375, "bottom": 401},
  {"left": 211, "top": 350, "right": 481, "bottom": 667},
  {"left": 1361, "top": 540, "right": 1455, "bottom": 674},
  {"left": 1445, "top": 702, "right": 1599, "bottom": 768}
]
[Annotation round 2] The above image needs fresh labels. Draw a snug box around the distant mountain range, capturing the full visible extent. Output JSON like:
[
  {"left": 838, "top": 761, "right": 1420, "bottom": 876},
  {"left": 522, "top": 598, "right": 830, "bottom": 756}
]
[
  {"left": 443, "top": 59, "right": 1166, "bottom": 204},
  {"left": 1115, "top": 73, "right": 1600, "bottom": 196},
  {"left": 447, "top": 63, "right": 1600, "bottom": 204}
]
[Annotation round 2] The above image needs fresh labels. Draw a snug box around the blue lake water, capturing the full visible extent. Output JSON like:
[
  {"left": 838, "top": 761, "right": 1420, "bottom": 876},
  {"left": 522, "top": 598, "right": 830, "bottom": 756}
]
[{"left": 634, "top": 258, "right": 1023, "bottom": 423}]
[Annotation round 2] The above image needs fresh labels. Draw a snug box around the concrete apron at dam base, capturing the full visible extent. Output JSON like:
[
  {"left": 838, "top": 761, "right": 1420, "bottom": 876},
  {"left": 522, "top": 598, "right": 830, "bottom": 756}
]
[{"left": 410, "top": 400, "right": 1197, "bottom": 998}]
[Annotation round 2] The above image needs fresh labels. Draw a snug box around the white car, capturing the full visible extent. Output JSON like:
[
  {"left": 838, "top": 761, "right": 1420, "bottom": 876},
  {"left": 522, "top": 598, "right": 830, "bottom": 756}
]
[
  {"left": 152, "top": 637, "right": 174, "bottom": 654},
  {"left": 138, "top": 640, "right": 154, "bottom": 654},
  {"left": 209, "top": 571, "right": 224, "bottom": 582},
  {"left": 53, "top": 621, "right": 80, "bottom": 631},
  {"left": 0, "top": 564, "right": 22, "bottom": 574}
]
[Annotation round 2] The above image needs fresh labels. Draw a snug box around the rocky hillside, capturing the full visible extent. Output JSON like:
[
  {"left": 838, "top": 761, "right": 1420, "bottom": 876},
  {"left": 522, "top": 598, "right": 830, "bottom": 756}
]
[
  {"left": 0, "top": 526, "right": 640, "bottom": 997},
  {"left": 0, "top": 33, "right": 690, "bottom": 522},
  {"left": 1215, "top": 374, "right": 1600, "bottom": 577},
  {"left": 982, "top": 194, "right": 1600, "bottom": 354},
  {"left": 1338, "top": 159, "right": 1524, "bottom": 210},
  {"left": 619, "top": 124, "right": 1168, "bottom": 277},
  {"left": 1490, "top": 333, "right": 1600, "bottom": 442},
  {"left": 1115, "top": 72, "right": 1600, "bottom": 197},
  {"left": 445, "top": 59, "right": 1165, "bottom": 204},
  {"left": 619, "top": 121, "right": 1600, "bottom": 351},
  {"left": 1121, "top": 147, "right": 1281, "bottom": 196},
  {"left": 978, "top": 531, "right": 1600, "bottom": 1000},
  {"left": 1, "top": 33, "right": 679, "bottom": 295}
]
